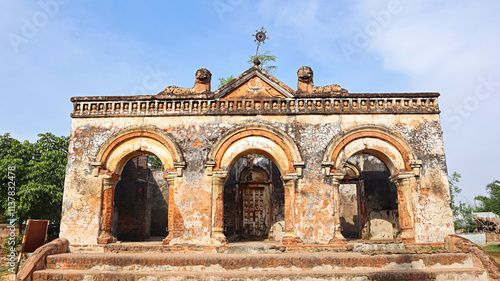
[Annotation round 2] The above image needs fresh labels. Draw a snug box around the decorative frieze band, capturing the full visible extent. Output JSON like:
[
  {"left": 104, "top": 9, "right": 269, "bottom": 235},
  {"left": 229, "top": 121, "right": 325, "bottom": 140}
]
[{"left": 71, "top": 94, "right": 440, "bottom": 117}]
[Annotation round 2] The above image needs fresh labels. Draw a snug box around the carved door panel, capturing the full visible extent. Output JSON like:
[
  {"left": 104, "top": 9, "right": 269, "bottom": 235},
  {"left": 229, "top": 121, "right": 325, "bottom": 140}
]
[{"left": 243, "top": 186, "right": 266, "bottom": 237}]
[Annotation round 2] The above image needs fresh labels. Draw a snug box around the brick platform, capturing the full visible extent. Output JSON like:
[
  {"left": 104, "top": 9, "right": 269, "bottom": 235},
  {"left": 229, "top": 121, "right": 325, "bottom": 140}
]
[{"left": 32, "top": 251, "right": 488, "bottom": 281}]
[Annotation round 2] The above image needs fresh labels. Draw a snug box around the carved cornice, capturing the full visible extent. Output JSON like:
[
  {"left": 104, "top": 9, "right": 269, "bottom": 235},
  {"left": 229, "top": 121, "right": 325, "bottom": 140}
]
[{"left": 71, "top": 93, "right": 440, "bottom": 118}]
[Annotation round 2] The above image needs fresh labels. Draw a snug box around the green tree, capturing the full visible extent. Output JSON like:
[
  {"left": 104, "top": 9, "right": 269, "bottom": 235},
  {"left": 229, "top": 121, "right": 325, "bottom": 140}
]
[
  {"left": 218, "top": 51, "right": 278, "bottom": 87},
  {"left": 475, "top": 180, "right": 500, "bottom": 215},
  {"left": 0, "top": 133, "right": 68, "bottom": 233},
  {"left": 147, "top": 155, "right": 164, "bottom": 170},
  {"left": 449, "top": 172, "right": 476, "bottom": 232},
  {"left": 248, "top": 51, "right": 277, "bottom": 73},
  {"left": 449, "top": 172, "right": 462, "bottom": 210},
  {"left": 218, "top": 75, "right": 235, "bottom": 88}
]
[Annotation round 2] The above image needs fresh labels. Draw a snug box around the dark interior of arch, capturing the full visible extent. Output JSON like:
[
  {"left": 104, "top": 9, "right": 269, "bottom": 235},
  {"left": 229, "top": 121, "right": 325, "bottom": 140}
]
[
  {"left": 223, "top": 154, "right": 285, "bottom": 242},
  {"left": 340, "top": 154, "right": 399, "bottom": 240},
  {"left": 112, "top": 154, "right": 169, "bottom": 242}
]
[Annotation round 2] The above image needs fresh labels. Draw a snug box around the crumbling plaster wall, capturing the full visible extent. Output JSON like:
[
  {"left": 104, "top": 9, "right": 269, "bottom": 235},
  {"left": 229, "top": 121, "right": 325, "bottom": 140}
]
[{"left": 60, "top": 113, "right": 453, "bottom": 245}]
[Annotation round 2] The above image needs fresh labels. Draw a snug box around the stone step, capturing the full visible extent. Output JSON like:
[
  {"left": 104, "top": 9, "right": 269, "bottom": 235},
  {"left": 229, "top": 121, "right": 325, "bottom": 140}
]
[
  {"left": 32, "top": 267, "right": 489, "bottom": 281},
  {"left": 45, "top": 252, "right": 476, "bottom": 272},
  {"left": 101, "top": 241, "right": 353, "bottom": 254}
]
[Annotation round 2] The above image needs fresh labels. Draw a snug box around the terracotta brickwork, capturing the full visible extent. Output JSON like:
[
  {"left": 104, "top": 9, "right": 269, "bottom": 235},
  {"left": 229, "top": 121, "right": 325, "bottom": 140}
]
[{"left": 60, "top": 64, "right": 454, "bottom": 246}]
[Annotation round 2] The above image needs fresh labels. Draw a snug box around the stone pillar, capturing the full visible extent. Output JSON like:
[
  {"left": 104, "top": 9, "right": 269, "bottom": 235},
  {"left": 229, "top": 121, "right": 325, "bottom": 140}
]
[
  {"left": 282, "top": 176, "right": 302, "bottom": 245},
  {"left": 211, "top": 173, "right": 227, "bottom": 244},
  {"left": 391, "top": 172, "right": 415, "bottom": 243},
  {"left": 163, "top": 173, "right": 184, "bottom": 245},
  {"left": 97, "top": 176, "right": 118, "bottom": 244},
  {"left": 329, "top": 173, "right": 346, "bottom": 244}
]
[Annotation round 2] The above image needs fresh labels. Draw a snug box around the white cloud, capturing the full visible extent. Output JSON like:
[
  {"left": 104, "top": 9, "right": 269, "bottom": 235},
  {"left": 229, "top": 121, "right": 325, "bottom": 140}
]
[{"left": 353, "top": 0, "right": 500, "bottom": 199}]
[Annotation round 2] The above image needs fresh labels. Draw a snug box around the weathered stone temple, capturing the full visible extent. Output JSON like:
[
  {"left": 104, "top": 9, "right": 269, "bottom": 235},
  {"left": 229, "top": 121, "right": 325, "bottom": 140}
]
[{"left": 60, "top": 62, "right": 454, "bottom": 247}]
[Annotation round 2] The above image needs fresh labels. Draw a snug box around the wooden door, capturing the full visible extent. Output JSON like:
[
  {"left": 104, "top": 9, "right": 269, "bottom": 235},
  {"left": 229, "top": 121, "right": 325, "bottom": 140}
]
[{"left": 242, "top": 185, "right": 266, "bottom": 238}]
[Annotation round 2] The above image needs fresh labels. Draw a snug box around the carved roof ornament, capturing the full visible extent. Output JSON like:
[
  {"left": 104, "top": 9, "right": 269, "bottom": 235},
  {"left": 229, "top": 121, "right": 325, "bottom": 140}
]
[
  {"left": 296, "top": 66, "right": 348, "bottom": 95},
  {"left": 157, "top": 68, "right": 213, "bottom": 98},
  {"left": 252, "top": 27, "right": 268, "bottom": 67}
]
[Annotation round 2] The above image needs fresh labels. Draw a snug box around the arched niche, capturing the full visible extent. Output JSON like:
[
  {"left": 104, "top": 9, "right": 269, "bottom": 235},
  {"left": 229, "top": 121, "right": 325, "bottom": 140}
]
[{"left": 207, "top": 123, "right": 303, "bottom": 244}]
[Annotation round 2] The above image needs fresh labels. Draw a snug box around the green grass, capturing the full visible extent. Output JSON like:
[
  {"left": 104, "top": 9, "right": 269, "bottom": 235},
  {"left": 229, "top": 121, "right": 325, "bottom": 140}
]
[
  {"left": 0, "top": 264, "right": 14, "bottom": 278},
  {"left": 481, "top": 244, "right": 500, "bottom": 264},
  {"left": 482, "top": 244, "right": 500, "bottom": 252}
]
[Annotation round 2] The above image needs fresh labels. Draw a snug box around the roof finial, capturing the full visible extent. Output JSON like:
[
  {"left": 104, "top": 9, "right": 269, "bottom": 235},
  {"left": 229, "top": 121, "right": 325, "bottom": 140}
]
[
  {"left": 252, "top": 26, "right": 268, "bottom": 67},
  {"left": 253, "top": 56, "right": 261, "bottom": 66}
]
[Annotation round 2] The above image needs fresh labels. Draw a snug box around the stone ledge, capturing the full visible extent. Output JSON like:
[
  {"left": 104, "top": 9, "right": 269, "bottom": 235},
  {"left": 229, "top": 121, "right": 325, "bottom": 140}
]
[
  {"left": 445, "top": 234, "right": 500, "bottom": 280},
  {"left": 15, "top": 238, "right": 69, "bottom": 281}
]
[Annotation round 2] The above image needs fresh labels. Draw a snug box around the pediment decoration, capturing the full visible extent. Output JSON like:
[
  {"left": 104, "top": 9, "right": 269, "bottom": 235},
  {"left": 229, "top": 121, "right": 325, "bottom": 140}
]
[{"left": 215, "top": 67, "right": 294, "bottom": 100}]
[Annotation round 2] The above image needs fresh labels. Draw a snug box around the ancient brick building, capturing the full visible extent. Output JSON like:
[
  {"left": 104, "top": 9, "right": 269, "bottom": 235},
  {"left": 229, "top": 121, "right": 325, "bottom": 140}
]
[{"left": 60, "top": 61, "right": 454, "bottom": 247}]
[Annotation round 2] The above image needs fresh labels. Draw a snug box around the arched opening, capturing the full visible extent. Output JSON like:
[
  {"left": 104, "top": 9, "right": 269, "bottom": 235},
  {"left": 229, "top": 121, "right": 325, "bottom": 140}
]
[
  {"left": 223, "top": 154, "right": 285, "bottom": 242},
  {"left": 339, "top": 153, "right": 399, "bottom": 240},
  {"left": 111, "top": 154, "right": 169, "bottom": 242},
  {"left": 94, "top": 127, "right": 185, "bottom": 244},
  {"left": 208, "top": 124, "right": 303, "bottom": 244},
  {"left": 324, "top": 126, "right": 417, "bottom": 243}
]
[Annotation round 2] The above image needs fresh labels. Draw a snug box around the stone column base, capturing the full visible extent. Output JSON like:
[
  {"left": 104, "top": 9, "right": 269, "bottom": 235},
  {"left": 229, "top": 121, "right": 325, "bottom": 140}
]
[
  {"left": 163, "top": 231, "right": 183, "bottom": 245},
  {"left": 215, "top": 236, "right": 227, "bottom": 244},
  {"left": 397, "top": 230, "right": 415, "bottom": 244},
  {"left": 397, "top": 236, "right": 416, "bottom": 244},
  {"left": 328, "top": 237, "right": 347, "bottom": 244},
  {"left": 97, "top": 235, "right": 116, "bottom": 245},
  {"left": 282, "top": 236, "right": 303, "bottom": 245},
  {"left": 212, "top": 231, "right": 227, "bottom": 245}
]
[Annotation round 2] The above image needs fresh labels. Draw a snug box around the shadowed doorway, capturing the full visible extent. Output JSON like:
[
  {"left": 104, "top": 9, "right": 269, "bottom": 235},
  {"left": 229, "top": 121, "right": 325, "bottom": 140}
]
[
  {"left": 340, "top": 154, "right": 399, "bottom": 240},
  {"left": 223, "top": 155, "right": 285, "bottom": 242},
  {"left": 112, "top": 154, "right": 169, "bottom": 241}
]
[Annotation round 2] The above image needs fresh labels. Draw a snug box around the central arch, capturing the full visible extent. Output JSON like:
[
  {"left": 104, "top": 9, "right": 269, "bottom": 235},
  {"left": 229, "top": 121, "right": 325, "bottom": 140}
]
[
  {"left": 209, "top": 123, "right": 303, "bottom": 174},
  {"left": 323, "top": 125, "right": 418, "bottom": 243},
  {"left": 207, "top": 123, "right": 303, "bottom": 243}
]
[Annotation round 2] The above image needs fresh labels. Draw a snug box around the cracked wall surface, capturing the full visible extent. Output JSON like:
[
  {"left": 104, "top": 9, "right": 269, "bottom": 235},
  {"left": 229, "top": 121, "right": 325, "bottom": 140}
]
[{"left": 60, "top": 113, "right": 453, "bottom": 245}]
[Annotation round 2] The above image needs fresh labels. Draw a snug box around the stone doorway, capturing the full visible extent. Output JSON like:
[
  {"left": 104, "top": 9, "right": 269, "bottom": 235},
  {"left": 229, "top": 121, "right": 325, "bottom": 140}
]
[
  {"left": 112, "top": 154, "right": 169, "bottom": 242},
  {"left": 223, "top": 155, "right": 285, "bottom": 242},
  {"left": 340, "top": 154, "right": 399, "bottom": 240}
]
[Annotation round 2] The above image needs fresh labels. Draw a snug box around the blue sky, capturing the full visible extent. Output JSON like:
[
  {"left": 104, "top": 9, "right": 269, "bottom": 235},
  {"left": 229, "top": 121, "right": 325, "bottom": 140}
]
[{"left": 1, "top": 0, "right": 499, "bottom": 203}]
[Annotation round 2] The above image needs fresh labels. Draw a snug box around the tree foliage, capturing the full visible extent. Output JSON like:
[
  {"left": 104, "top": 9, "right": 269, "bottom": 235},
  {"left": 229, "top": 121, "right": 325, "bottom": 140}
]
[
  {"left": 448, "top": 172, "right": 476, "bottom": 232},
  {"left": 147, "top": 155, "right": 164, "bottom": 170},
  {"left": 475, "top": 180, "right": 500, "bottom": 215},
  {"left": 0, "top": 133, "right": 68, "bottom": 232},
  {"left": 218, "top": 51, "right": 278, "bottom": 87},
  {"left": 248, "top": 51, "right": 277, "bottom": 73},
  {"left": 449, "top": 171, "right": 462, "bottom": 211},
  {"left": 218, "top": 75, "right": 235, "bottom": 88}
]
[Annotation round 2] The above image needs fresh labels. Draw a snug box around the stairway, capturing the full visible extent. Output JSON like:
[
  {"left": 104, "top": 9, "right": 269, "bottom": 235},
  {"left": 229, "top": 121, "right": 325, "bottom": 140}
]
[{"left": 32, "top": 250, "right": 488, "bottom": 280}]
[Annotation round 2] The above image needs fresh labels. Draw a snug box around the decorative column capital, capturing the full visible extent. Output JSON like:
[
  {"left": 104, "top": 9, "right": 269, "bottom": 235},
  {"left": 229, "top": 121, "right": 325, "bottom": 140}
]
[
  {"left": 293, "top": 161, "right": 305, "bottom": 177},
  {"left": 410, "top": 160, "right": 422, "bottom": 177},
  {"left": 321, "top": 161, "right": 334, "bottom": 175},
  {"left": 91, "top": 161, "right": 102, "bottom": 177},
  {"left": 390, "top": 171, "right": 413, "bottom": 182},
  {"left": 331, "top": 172, "right": 345, "bottom": 184},
  {"left": 212, "top": 170, "right": 228, "bottom": 179},
  {"left": 102, "top": 173, "right": 119, "bottom": 189},
  {"left": 173, "top": 161, "right": 186, "bottom": 177},
  {"left": 205, "top": 160, "right": 216, "bottom": 176}
]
